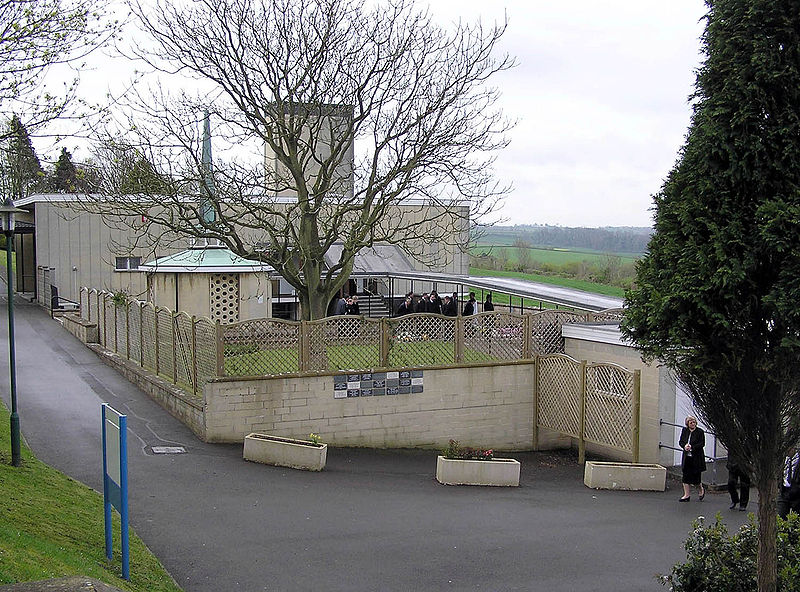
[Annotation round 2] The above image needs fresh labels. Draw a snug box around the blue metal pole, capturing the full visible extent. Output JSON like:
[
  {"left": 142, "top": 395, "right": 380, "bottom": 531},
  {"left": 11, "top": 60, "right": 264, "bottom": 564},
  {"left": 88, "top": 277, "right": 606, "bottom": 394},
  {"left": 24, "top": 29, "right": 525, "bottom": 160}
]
[{"left": 6, "top": 231, "right": 20, "bottom": 466}]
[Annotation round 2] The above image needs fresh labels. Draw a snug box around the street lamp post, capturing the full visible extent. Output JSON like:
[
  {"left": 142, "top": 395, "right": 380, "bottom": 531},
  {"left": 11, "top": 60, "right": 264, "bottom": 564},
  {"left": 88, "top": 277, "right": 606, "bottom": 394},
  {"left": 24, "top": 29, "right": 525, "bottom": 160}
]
[{"left": 1, "top": 200, "right": 26, "bottom": 467}]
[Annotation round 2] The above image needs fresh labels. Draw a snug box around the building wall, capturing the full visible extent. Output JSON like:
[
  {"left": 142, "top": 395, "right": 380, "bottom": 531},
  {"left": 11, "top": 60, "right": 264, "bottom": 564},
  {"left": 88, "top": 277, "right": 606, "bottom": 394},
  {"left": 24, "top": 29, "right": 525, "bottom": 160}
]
[
  {"left": 28, "top": 197, "right": 468, "bottom": 306},
  {"left": 149, "top": 272, "right": 272, "bottom": 321},
  {"left": 564, "top": 336, "right": 673, "bottom": 465},
  {"left": 203, "top": 363, "right": 536, "bottom": 448},
  {"left": 32, "top": 201, "right": 176, "bottom": 303}
]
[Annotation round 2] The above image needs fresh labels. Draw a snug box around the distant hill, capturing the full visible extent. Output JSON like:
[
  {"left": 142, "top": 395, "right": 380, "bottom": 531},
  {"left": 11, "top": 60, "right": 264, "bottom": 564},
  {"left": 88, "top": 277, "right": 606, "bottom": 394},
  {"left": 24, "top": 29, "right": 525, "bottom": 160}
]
[{"left": 475, "top": 224, "right": 652, "bottom": 255}]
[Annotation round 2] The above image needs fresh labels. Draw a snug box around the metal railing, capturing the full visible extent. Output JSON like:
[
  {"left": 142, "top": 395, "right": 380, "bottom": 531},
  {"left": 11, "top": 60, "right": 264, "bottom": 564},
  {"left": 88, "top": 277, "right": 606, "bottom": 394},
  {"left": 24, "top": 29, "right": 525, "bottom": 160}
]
[{"left": 659, "top": 419, "right": 725, "bottom": 486}]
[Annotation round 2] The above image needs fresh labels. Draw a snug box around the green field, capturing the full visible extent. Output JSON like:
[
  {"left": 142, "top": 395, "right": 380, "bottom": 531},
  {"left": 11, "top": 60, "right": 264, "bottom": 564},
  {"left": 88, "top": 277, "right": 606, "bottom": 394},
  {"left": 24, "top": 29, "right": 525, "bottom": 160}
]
[
  {"left": 0, "top": 403, "right": 182, "bottom": 590},
  {"left": 471, "top": 244, "right": 639, "bottom": 266}
]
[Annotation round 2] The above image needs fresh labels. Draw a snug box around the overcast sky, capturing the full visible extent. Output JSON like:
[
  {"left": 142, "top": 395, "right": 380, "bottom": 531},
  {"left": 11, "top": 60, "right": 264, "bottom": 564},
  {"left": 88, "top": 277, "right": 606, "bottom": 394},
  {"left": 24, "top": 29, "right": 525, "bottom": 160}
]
[
  {"left": 53, "top": 0, "right": 708, "bottom": 229},
  {"left": 429, "top": 1, "right": 708, "bottom": 228}
]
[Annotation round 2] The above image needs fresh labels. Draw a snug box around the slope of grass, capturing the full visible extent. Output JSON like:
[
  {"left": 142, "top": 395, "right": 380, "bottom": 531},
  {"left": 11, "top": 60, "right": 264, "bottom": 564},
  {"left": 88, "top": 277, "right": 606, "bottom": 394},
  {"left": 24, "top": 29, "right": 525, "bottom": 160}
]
[
  {"left": 471, "top": 244, "right": 639, "bottom": 266},
  {"left": 0, "top": 403, "right": 182, "bottom": 591},
  {"left": 469, "top": 267, "right": 626, "bottom": 298}
]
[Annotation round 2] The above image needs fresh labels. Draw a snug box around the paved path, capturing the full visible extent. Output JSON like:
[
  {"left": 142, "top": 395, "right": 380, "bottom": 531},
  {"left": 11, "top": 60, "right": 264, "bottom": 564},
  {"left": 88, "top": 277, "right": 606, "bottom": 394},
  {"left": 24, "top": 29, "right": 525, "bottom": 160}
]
[{"left": 0, "top": 299, "right": 753, "bottom": 592}]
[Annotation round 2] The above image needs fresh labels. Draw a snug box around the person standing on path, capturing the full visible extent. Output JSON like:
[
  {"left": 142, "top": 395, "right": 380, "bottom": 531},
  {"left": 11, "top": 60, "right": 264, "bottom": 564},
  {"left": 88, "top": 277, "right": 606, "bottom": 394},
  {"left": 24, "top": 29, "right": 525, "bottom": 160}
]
[
  {"left": 726, "top": 452, "right": 750, "bottom": 511},
  {"left": 778, "top": 447, "right": 800, "bottom": 519},
  {"left": 678, "top": 416, "right": 706, "bottom": 502}
]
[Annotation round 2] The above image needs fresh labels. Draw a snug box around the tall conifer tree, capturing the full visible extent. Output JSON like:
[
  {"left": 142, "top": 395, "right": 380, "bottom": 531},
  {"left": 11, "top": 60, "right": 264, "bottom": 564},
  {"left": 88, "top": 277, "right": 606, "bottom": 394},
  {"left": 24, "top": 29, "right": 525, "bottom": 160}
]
[
  {"left": 52, "top": 147, "right": 79, "bottom": 192},
  {"left": 3, "top": 114, "right": 44, "bottom": 198},
  {"left": 622, "top": 2, "right": 800, "bottom": 590}
]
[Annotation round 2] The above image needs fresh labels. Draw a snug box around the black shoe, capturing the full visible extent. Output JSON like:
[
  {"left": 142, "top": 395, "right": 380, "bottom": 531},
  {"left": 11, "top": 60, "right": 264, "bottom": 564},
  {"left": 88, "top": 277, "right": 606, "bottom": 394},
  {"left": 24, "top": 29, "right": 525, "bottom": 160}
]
[
  {"left": 739, "top": 505, "right": 747, "bottom": 512},
  {"left": 730, "top": 503, "right": 737, "bottom": 510},
  {"left": 679, "top": 496, "right": 690, "bottom": 502}
]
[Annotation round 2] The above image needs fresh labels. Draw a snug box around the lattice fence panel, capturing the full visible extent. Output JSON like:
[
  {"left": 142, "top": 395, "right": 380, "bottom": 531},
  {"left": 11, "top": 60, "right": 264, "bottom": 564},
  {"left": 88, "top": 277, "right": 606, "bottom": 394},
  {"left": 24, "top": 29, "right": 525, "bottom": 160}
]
[
  {"left": 537, "top": 354, "right": 582, "bottom": 437},
  {"left": 115, "top": 303, "right": 129, "bottom": 358},
  {"left": 141, "top": 304, "right": 157, "bottom": 372},
  {"left": 128, "top": 302, "right": 142, "bottom": 365},
  {"left": 386, "top": 314, "right": 455, "bottom": 368},
  {"left": 305, "top": 316, "right": 382, "bottom": 372},
  {"left": 174, "top": 312, "right": 194, "bottom": 391},
  {"left": 529, "top": 310, "right": 587, "bottom": 355},
  {"left": 585, "top": 363, "right": 636, "bottom": 453},
  {"left": 588, "top": 308, "right": 625, "bottom": 323},
  {"left": 103, "top": 296, "right": 115, "bottom": 350},
  {"left": 195, "top": 318, "right": 219, "bottom": 386},
  {"left": 463, "top": 312, "right": 525, "bottom": 362},
  {"left": 156, "top": 308, "right": 175, "bottom": 380},
  {"left": 224, "top": 318, "right": 301, "bottom": 376}
]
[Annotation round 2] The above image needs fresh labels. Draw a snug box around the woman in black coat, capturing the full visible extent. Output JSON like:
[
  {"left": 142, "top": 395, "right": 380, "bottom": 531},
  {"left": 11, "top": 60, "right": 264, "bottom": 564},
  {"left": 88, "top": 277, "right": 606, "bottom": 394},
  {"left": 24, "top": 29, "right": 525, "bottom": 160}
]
[{"left": 678, "top": 415, "right": 706, "bottom": 502}]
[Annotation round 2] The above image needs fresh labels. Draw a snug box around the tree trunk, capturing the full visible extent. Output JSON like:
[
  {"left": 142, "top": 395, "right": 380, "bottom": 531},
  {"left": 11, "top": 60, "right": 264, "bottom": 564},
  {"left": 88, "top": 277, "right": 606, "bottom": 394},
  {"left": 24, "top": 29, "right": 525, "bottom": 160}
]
[{"left": 756, "top": 476, "right": 778, "bottom": 592}]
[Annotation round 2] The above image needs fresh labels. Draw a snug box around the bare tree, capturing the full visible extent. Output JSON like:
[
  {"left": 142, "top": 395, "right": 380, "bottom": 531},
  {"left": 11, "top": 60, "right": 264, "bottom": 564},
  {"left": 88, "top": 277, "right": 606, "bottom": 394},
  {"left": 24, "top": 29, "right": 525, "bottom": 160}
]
[
  {"left": 83, "top": 0, "right": 513, "bottom": 320},
  {"left": 512, "top": 237, "right": 532, "bottom": 272},
  {"left": 0, "top": 0, "right": 118, "bottom": 136}
]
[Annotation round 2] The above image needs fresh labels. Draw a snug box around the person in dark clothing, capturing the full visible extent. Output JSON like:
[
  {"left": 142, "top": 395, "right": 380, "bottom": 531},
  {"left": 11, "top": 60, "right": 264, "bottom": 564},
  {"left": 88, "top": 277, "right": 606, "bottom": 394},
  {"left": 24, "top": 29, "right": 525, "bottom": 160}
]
[
  {"left": 462, "top": 291, "right": 476, "bottom": 316},
  {"left": 396, "top": 296, "right": 413, "bottom": 316},
  {"left": 483, "top": 293, "right": 494, "bottom": 312},
  {"left": 417, "top": 293, "right": 431, "bottom": 313},
  {"left": 442, "top": 295, "right": 456, "bottom": 317},
  {"left": 778, "top": 448, "right": 800, "bottom": 519},
  {"left": 726, "top": 453, "right": 750, "bottom": 511},
  {"left": 334, "top": 296, "right": 347, "bottom": 315},
  {"left": 429, "top": 291, "right": 442, "bottom": 315},
  {"left": 346, "top": 296, "right": 360, "bottom": 315},
  {"left": 678, "top": 415, "right": 706, "bottom": 502}
]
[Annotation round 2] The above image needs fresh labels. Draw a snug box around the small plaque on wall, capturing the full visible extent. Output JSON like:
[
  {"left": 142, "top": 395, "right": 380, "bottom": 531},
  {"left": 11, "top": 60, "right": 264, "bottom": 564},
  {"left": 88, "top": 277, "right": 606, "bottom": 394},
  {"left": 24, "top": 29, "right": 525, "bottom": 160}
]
[{"left": 333, "top": 370, "right": 423, "bottom": 398}]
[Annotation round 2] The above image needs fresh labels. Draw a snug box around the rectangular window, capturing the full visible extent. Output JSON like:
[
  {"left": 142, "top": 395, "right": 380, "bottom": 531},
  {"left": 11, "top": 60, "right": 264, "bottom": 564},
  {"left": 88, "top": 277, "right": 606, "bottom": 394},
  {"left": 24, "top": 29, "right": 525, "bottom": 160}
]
[{"left": 115, "top": 256, "right": 141, "bottom": 271}]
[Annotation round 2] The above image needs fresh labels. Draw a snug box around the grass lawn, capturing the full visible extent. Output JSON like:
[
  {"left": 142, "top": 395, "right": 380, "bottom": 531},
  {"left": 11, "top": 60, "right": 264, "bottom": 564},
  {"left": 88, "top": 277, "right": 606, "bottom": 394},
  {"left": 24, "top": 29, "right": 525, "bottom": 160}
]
[
  {"left": 469, "top": 267, "right": 626, "bottom": 299},
  {"left": 0, "top": 403, "right": 182, "bottom": 591},
  {"left": 224, "top": 341, "right": 501, "bottom": 375}
]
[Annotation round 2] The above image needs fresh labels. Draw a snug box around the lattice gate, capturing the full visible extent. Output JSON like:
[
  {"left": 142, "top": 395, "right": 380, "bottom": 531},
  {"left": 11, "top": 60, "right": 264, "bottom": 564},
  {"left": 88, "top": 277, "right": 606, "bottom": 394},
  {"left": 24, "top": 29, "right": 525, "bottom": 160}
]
[{"left": 536, "top": 355, "right": 640, "bottom": 462}]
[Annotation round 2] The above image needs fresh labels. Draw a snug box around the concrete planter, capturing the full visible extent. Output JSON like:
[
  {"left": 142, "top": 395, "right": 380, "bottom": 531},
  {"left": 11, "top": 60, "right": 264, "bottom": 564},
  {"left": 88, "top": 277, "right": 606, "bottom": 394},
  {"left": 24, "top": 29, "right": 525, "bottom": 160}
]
[
  {"left": 243, "top": 433, "right": 327, "bottom": 471},
  {"left": 583, "top": 461, "right": 666, "bottom": 491},
  {"left": 436, "top": 455, "right": 520, "bottom": 486}
]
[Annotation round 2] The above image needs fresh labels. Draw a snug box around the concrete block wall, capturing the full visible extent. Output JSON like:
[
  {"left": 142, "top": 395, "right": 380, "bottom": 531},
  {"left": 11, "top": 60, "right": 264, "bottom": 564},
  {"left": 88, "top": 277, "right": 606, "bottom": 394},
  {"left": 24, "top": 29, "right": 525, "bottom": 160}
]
[
  {"left": 564, "top": 337, "right": 668, "bottom": 464},
  {"left": 204, "top": 362, "right": 536, "bottom": 450}
]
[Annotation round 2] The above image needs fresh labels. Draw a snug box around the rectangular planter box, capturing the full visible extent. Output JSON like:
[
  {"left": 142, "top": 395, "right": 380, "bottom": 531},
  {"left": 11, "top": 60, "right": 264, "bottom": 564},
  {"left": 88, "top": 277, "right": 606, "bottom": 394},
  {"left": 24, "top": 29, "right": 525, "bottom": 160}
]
[
  {"left": 243, "top": 433, "right": 327, "bottom": 471},
  {"left": 436, "top": 455, "right": 520, "bottom": 486},
  {"left": 583, "top": 461, "right": 666, "bottom": 491}
]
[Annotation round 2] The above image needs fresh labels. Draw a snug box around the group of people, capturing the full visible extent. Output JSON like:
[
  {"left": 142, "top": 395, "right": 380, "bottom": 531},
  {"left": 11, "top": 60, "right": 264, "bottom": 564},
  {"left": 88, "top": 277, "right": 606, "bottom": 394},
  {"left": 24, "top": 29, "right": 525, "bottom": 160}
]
[
  {"left": 396, "top": 291, "right": 493, "bottom": 317},
  {"left": 333, "top": 295, "right": 360, "bottom": 316},
  {"left": 677, "top": 415, "right": 800, "bottom": 518}
]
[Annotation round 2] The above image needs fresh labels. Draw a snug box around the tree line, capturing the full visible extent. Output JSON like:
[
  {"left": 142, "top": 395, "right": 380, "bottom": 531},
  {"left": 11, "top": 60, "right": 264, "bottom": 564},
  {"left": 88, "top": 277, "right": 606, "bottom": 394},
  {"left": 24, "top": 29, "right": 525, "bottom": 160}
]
[
  {"left": 479, "top": 224, "right": 651, "bottom": 254},
  {"left": 1, "top": 114, "right": 169, "bottom": 197}
]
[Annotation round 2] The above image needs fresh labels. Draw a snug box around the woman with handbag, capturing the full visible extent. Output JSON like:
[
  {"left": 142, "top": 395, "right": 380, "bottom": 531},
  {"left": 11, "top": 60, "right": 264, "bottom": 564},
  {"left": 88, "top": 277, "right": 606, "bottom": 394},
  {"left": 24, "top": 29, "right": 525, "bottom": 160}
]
[{"left": 678, "top": 416, "right": 706, "bottom": 502}]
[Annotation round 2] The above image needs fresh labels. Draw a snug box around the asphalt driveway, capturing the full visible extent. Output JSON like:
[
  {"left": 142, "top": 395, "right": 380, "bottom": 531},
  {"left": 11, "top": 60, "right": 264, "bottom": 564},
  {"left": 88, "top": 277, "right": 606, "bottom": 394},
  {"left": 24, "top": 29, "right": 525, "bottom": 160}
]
[{"left": 0, "top": 299, "right": 754, "bottom": 592}]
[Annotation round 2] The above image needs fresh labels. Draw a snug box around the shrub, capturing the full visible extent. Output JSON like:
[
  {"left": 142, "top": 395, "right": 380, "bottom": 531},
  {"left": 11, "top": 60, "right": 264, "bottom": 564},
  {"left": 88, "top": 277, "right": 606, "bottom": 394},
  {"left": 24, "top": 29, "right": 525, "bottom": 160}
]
[
  {"left": 660, "top": 513, "right": 800, "bottom": 591},
  {"left": 442, "top": 439, "right": 493, "bottom": 461}
]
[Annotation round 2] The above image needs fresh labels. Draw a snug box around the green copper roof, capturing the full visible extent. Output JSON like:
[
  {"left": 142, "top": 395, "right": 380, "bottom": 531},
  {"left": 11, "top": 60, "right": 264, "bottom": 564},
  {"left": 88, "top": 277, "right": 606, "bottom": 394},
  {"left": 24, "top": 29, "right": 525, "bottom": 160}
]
[{"left": 140, "top": 246, "right": 274, "bottom": 273}]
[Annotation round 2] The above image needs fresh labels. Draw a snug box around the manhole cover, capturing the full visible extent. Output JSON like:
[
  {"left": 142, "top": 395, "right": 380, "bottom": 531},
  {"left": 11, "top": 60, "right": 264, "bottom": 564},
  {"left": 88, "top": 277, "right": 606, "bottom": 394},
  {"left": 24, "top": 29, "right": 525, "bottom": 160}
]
[{"left": 151, "top": 446, "right": 186, "bottom": 454}]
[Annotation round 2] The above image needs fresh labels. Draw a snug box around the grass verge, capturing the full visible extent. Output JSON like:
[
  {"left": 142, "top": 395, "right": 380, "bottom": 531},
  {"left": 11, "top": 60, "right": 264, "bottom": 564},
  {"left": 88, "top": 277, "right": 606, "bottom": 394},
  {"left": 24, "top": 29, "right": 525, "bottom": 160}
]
[{"left": 0, "top": 402, "right": 182, "bottom": 591}]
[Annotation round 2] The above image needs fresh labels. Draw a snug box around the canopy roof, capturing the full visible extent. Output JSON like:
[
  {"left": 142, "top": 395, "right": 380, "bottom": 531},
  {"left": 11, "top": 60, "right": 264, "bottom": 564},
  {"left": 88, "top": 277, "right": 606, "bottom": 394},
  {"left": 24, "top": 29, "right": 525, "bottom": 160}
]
[{"left": 140, "top": 246, "right": 274, "bottom": 274}]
